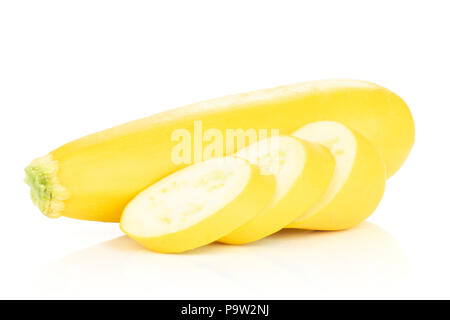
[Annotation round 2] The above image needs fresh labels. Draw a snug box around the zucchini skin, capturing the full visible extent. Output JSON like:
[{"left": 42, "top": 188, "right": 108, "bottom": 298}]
[{"left": 29, "top": 80, "right": 414, "bottom": 221}]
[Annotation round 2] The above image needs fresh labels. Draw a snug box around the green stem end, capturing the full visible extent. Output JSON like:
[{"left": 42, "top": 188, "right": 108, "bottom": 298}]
[{"left": 24, "top": 155, "right": 69, "bottom": 218}]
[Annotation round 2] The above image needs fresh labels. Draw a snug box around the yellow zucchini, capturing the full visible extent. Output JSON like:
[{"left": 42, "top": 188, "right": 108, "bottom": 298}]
[{"left": 25, "top": 80, "right": 413, "bottom": 222}]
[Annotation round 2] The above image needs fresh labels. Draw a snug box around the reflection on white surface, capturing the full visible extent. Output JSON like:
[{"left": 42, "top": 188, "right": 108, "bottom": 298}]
[{"left": 35, "top": 222, "right": 408, "bottom": 299}]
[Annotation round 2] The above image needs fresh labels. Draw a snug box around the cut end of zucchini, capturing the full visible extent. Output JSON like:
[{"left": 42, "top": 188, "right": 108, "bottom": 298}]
[{"left": 24, "top": 154, "right": 69, "bottom": 218}]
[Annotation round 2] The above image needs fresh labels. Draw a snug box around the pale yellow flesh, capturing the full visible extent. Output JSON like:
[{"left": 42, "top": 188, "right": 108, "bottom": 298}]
[
  {"left": 288, "top": 121, "right": 386, "bottom": 230},
  {"left": 219, "top": 136, "right": 335, "bottom": 244},
  {"left": 120, "top": 157, "right": 276, "bottom": 253},
  {"left": 26, "top": 80, "right": 413, "bottom": 221}
]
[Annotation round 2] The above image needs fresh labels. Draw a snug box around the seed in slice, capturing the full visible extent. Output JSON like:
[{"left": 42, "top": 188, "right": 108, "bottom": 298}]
[
  {"left": 120, "top": 157, "right": 276, "bottom": 253},
  {"left": 287, "top": 121, "right": 386, "bottom": 230},
  {"left": 219, "top": 136, "right": 335, "bottom": 244}
]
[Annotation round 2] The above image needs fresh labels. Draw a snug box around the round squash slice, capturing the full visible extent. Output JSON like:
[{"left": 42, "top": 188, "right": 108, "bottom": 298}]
[
  {"left": 287, "top": 121, "right": 386, "bottom": 230},
  {"left": 220, "top": 136, "right": 335, "bottom": 244},
  {"left": 120, "top": 157, "right": 276, "bottom": 253}
]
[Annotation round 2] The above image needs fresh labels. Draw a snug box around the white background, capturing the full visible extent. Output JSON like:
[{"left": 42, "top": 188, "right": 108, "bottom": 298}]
[{"left": 1, "top": 1, "right": 449, "bottom": 299}]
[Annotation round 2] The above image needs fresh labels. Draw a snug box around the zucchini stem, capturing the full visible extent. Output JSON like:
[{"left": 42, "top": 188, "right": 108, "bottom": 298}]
[{"left": 24, "top": 154, "right": 69, "bottom": 218}]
